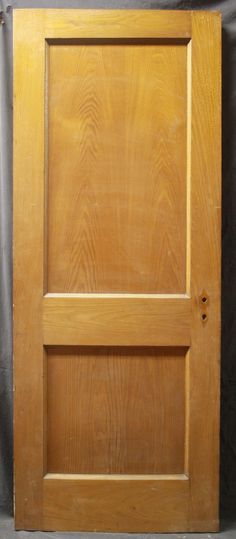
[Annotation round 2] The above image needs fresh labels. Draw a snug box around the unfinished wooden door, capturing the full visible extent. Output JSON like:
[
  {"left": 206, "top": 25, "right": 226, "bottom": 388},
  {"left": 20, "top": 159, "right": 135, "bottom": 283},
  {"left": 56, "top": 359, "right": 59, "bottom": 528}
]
[{"left": 14, "top": 9, "right": 221, "bottom": 533}]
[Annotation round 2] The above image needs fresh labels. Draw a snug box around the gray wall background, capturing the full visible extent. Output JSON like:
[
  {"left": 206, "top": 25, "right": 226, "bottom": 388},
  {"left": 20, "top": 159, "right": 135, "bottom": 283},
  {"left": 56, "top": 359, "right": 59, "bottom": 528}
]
[{"left": 0, "top": 0, "right": 235, "bottom": 520}]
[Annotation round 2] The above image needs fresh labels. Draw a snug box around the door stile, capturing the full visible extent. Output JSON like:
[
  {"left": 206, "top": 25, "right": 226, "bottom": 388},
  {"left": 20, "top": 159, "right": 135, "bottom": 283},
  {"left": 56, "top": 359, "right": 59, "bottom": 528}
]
[
  {"left": 13, "top": 17, "right": 46, "bottom": 529},
  {"left": 188, "top": 11, "right": 221, "bottom": 531}
]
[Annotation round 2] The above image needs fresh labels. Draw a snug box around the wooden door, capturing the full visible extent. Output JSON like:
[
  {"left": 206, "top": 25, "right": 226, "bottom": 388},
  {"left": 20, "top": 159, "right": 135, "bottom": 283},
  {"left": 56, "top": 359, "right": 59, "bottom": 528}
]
[{"left": 14, "top": 9, "right": 221, "bottom": 533}]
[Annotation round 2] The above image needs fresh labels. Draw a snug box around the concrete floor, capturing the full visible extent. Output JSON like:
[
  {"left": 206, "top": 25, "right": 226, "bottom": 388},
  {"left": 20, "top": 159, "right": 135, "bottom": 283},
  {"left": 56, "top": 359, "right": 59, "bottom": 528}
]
[{"left": 0, "top": 515, "right": 236, "bottom": 539}]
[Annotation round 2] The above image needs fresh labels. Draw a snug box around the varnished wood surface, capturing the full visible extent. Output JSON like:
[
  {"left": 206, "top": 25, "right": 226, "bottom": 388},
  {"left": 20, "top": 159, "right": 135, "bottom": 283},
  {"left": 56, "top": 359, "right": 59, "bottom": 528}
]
[
  {"left": 47, "top": 42, "right": 187, "bottom": 293},
  {"left": 43, "top": 296, "right": 191, "bottom": 346},
  {"left": 13, "top": 11, "right": 45, "bottom": 530},
  {"left": 187, "top": 12, "right": 221, "bottom": 528},
  {"left": 14, "top": 9, "right": 192, "bottom": 40},
  {"left": 43, "top": 475, "right": 189, "bottom": 533},
  {"left": 14, "top": 9, "right": 221, "bottom": 533},
  {"left": 47, "top": 346, "right": 186, "bottom": 474}
]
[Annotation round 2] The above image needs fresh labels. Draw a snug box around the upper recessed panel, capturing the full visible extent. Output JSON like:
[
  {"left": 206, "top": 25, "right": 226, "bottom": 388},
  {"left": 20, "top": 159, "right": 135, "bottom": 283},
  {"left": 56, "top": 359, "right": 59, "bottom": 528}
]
[{"left": 47, "top": 43, "right": 187, "bottom": 293}]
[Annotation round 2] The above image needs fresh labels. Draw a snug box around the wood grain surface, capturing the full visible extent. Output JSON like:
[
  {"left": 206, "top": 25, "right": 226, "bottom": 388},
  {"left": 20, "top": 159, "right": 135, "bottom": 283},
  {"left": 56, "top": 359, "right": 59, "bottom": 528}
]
[
  {"left": 43, "top": 295, "right": 191, "bottom": 346},
  {"left": 47, "top": 346, "right": 186, "bottom": 474},
  {"left": 187, "top": 12, "right": 221, "bottom": 529},
  {"left": 47, "top": 43, "right": 187, "bottom": 293},
  {"left": 13, "top": 9, "right": 221, "bottom": 533},
  {"left": 43, "top": 474, "right": 189, "bottom": 532}
]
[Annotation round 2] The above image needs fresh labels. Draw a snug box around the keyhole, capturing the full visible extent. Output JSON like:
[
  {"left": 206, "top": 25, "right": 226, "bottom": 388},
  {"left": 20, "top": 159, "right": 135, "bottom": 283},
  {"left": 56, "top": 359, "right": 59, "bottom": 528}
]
[{"left": 201, "top": 313, "right": 207, "bottom": 322}]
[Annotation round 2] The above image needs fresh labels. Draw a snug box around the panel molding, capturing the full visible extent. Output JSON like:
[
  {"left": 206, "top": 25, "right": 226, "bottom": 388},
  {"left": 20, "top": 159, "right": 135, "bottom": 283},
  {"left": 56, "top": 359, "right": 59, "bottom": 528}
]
[
  {"left": 44, "top": 473, "right": 188, "bottom": 480},
  {"left": 45, "top": 292, "right": 190, "bottom": 298}
]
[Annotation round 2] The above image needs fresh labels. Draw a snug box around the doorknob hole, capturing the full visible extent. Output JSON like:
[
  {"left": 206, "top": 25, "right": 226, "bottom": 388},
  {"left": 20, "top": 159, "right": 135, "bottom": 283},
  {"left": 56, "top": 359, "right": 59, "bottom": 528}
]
[{"left": 201, "top": 296, "right": 208, "bottom": 304}]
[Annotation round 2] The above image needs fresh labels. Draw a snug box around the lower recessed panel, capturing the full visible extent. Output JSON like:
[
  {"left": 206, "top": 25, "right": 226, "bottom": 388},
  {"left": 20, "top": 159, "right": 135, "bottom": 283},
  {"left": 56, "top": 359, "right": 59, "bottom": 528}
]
[{"left": 46, "top": 346, "right": 186, "bottom": 474}]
